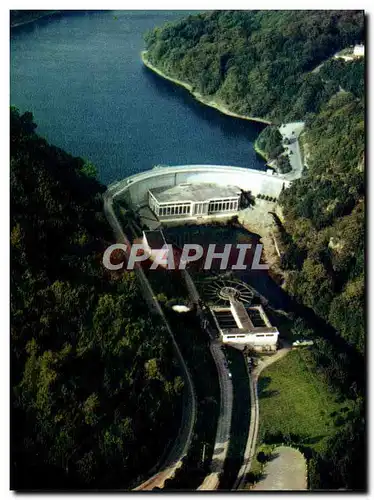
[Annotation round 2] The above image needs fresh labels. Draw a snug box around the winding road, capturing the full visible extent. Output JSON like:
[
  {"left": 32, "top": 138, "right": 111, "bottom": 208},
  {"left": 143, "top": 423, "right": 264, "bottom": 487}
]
[
  {"left": 197, "top": 340, "right": 233, "bottom": 490},
  {"left": 278, "top": 122, "right": 305, "bottom": 181}
]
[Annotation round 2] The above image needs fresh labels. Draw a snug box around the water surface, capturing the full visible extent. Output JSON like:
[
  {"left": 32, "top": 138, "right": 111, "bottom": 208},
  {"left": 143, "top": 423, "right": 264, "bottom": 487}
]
[{"left": 11, "top": 10, "right": 266, "bottom": 185}]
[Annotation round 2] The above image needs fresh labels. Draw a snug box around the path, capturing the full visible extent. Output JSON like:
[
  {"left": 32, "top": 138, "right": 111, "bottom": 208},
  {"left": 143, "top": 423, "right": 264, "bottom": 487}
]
[
  {"left": 197, "top": 340, "right": 233, "bottom": 490},
  {"left": 233, "top": 343, "right": 291, "bottom": 490}
]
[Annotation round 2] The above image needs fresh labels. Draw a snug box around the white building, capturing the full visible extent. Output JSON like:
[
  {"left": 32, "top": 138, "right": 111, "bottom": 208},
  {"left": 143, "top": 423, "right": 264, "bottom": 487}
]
[
  {"left": 353, "top": 44, "right": 365, "bottom": 57},
  {"left": 334, "top": 44, "right": 365, "bottom": 62},
  {"left": 211, "top": 298, "right": 279, "bottom": 351},
  {"left": 148, "top": 183, "right": 241, "bottom": 221}
]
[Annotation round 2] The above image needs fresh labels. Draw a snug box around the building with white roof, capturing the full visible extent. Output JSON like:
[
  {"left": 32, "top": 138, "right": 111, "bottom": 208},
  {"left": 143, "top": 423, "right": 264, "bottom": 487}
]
[
  {"left": 211, "top": 298, "right": 279, "bottom": 351},
  {"left": 148, "top": 183, "right": 241, "bottom": 221}
]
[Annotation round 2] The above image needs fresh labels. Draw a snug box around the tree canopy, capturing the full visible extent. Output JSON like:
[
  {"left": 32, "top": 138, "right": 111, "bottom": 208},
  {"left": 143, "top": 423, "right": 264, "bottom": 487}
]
[
  {"left": 11, "top": 108, "right": 183, "bottom": 489},
  {"left": 144, "top": 10, "right": 364, "bottom": 121}
]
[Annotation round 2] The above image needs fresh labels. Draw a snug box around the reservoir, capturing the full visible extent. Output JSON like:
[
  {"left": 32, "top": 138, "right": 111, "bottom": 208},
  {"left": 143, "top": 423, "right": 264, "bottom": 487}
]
[{"left": 10, "top": 10, "right": 266, "bottom": 186}]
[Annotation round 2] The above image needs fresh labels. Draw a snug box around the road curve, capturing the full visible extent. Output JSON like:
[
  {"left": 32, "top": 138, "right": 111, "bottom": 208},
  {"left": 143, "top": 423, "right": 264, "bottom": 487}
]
[
  {"left": 233, "top": 345, "right": 291, "bottom": 490},
  {"left": 103, "top": 190, "right": 197, "bottom": 491}
]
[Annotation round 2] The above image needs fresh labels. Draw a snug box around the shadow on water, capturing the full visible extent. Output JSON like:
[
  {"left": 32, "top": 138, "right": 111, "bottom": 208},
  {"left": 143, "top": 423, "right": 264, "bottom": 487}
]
[
  {"left": 11, "top": 10, "right": 90, "bottom": 34},
  {"left": 142, "top": 66, "right": 267, "bottom": 161}
]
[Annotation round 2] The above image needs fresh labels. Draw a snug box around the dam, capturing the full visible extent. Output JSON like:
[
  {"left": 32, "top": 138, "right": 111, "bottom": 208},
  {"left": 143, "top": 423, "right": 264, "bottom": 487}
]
[{"left": 108, "top": 165, "right": 291, "bottom": 217}]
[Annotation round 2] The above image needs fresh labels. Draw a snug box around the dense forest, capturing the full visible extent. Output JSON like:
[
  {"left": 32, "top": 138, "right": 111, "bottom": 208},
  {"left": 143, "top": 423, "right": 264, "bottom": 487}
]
[
  {"left": 256, "top": 126, "right": 284, "bottom": 160},
  {"left": 255, "top": 125, "right": 292, "bottom": 173},
  {"left": 278, "top": 86, "right": 365, "bottom": 489},
  {"left": 144, "top": 10, "right": 364, "bottom": 121},
  {"left": 280, "top": 92, "right": 364, "bottom": 354},
  {"left": 10, "top": 108, "right": 183, "bottom": 489},
  {"left": 144, "top": 10, "right": 365, "bottom": 490}
]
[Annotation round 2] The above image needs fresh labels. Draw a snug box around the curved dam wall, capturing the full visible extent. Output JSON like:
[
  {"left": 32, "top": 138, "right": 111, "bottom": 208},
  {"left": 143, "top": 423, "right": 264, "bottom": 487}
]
[{"left": 108, "top": 165, "right": 291, "bottom": 206}]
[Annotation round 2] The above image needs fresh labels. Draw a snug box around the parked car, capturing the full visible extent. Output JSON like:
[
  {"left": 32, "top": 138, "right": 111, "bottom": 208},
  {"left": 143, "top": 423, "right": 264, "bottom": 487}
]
[{"left": 292, "top": 339, "right": 314, "bottom": 347}]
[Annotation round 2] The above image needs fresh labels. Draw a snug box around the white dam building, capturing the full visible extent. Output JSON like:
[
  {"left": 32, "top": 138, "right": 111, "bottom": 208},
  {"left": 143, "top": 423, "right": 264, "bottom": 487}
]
[{"left": 148, "top": 183, "right": 242, "bottom": 220}]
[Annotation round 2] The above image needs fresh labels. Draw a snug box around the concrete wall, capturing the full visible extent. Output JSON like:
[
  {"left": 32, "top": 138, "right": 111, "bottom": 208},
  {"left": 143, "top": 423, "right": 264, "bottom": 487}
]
[{"left": 109, "top": 165, "right": 290, "bottom": 207}]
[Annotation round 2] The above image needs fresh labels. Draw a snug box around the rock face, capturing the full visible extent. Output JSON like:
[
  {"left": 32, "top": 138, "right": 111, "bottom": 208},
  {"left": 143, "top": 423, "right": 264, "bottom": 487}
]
[{"left": 253, "top": 446, "right": 307, "bottom": 491}]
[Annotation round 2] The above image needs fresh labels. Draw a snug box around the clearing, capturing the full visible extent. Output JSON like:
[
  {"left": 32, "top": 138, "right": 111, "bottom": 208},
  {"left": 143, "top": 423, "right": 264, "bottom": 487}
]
[{"left": 257, "top": 349, "right": 348, "bottom": 453}]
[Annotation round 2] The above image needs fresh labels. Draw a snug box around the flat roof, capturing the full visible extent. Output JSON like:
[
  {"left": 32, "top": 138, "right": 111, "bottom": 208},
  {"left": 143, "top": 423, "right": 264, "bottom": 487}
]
[
  {"left": 231, "top": 299, "right": 254, "bottom": 330},
  {"left": 149, "top": 183, "right": 241, "bottom": 204},
  {"left": 211, "top": 301, "right": 278, "bottom": 335}
]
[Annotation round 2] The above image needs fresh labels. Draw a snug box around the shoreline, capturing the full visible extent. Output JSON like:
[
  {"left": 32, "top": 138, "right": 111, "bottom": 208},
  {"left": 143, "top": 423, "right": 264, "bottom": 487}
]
[
  {"left": 141, "top": 51, "right": 272, "bottom": 126},
  {"left": 141, "top": 51, "right": 284, "bottom": 276}
]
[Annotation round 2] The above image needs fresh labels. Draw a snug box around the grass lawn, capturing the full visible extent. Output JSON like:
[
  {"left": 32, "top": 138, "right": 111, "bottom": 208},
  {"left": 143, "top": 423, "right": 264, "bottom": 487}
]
[{"left": 258, "top": 349, "right": 349, "bottom": 454}]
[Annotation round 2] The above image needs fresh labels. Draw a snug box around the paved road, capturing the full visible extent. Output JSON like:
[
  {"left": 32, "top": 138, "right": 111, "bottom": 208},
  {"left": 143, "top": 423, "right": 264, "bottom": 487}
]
[
  {"left": 197, "top": 340, "right": 233, "bottom": 490},
  {"left": 253, "top": 446, "right": 307, "bottom": 490},
  {"left": 278, "top": 122, "right": 305, "bottom": 182},
  {"left": 103, "top": 190, "right": 197, "bottom": 491},
  {"left": 233, "top": 344, "right": 291, "bottom": 490},
  {"left": 183, "top": 272, "right": 234, "bottom": 491}
]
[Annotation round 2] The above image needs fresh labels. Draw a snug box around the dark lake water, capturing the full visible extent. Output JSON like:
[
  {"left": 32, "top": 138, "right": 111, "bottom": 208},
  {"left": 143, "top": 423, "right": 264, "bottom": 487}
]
[{"left": 10, "top": 10, "right": 266, "bottom": 186}]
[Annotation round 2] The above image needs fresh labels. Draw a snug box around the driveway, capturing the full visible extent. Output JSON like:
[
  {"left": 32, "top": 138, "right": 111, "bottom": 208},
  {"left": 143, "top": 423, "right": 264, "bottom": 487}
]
[
  {"left": 278, "top": 122, "right": 305, "bottom": 181},
  {"left": 234, "top": 344, "right": 291, "bottom": 490},
  {"left": 253, "top": 446, "right": 307, "bottom": 490}
]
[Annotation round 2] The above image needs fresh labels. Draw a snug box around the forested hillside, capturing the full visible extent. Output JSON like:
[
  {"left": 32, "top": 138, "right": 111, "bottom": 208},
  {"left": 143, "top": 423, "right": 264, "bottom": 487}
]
[
  {"left": 144, "top": 10, "right": 365, "bottom": 490},
  {"left": 278, "top": 90, "right": 365, "bottom": 491},
  {"left": 144, "top": 10, "right": 364, "bottom": 121},
  {"left": 10, "top": 108, "right": 183, "bottom": 489},
  {"left": 280, "top": 91, "right": 364, "bottom": 354}
]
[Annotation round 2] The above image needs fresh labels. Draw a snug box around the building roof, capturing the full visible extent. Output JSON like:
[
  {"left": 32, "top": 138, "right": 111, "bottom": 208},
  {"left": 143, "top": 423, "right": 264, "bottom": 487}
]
[
  {"left": 143, "top": 230, "right": 167, "bottom": 250},
  {"left": 211, "top": 300, "right": 277, "bottom": 335},
  {"left": 149, "top": 183, "right": 241, "bottom": 204}
]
